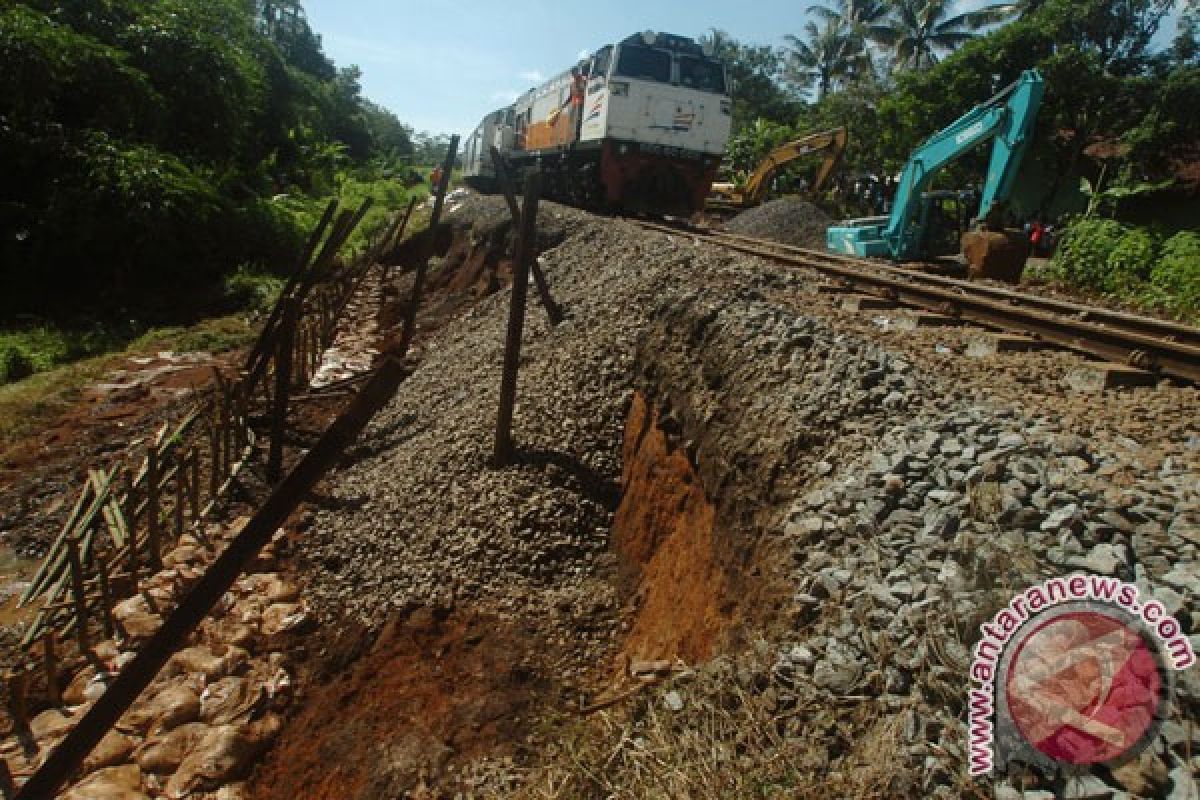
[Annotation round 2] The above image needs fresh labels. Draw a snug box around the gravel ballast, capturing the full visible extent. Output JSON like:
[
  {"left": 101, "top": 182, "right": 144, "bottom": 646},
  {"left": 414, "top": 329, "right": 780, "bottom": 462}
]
[
  {"left": 298, "top": 193, "right": 1199, "bottom": 798},
  {"left": 723, "top": 195, "right": 834, "bottom": 248}
]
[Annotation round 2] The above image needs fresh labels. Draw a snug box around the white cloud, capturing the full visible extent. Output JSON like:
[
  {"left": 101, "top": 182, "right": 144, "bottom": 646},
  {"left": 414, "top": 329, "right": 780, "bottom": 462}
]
[
  {"left": 520, "top": 69, "right": 546, "bottom": 83},
  {"left": 578, "top": 49, "right": 590, "bottom": 60}
]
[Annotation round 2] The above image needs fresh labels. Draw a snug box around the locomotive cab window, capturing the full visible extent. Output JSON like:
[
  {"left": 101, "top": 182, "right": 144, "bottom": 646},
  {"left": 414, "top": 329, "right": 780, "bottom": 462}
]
[
  {"left": 615, "top": 45, "right": 671, "bottom": 83},
  {"left": 591, "top": 46, "right": 612, "bottom": 80},
  {"left": 678, "top": 56, "right": 726, "bottom": 94}
]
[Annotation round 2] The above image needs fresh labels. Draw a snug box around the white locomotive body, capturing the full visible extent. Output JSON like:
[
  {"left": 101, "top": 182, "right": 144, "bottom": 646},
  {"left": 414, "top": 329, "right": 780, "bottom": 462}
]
[{"left": 463, "top": 31, "right": 731, "bottom": 215}]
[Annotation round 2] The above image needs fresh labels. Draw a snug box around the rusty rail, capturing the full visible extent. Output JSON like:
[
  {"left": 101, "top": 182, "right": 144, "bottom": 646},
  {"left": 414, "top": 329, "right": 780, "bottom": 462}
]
[{"left": 635, "top": 220, "right": 1200, "bottom": 383}]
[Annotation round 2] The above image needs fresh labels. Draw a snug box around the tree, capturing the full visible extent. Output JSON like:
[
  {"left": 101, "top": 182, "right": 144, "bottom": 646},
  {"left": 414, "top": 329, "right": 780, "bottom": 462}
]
[
  {"left": 876, "top": 0, "right": 1012, "bottom": 71},
  {"left": 876, "top": 0, "right": 1186, "bottom": 216},
  {"left": 807, "top": 0, "right": 894, "bottom": 71},
  {"left": 700, "top": 29, "right": 802, "bottom": 132},
  {"left": 785, "top": 18, "right": 867, "bottom": 99}
]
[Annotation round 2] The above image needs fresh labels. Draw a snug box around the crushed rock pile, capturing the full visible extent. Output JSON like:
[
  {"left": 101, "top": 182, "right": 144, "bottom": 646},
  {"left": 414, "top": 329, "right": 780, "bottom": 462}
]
[
  {"left": 302, "top": 197, "right": 742, "bottom": 663},
  {"left": 542, "top": 278, "right": 1200, "bottom": 798},
  {"left": 291, "top": 192, "right": 1197, "bottom": 798},
  {"left": 723, "top": 196, "right": 833, "bottom": 248}
]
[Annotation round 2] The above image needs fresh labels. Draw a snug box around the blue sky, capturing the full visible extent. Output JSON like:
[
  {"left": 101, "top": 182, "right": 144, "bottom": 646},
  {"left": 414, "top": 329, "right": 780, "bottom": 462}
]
[{"left": 303, "top": 0, "right": 1184, "bottom": 139}]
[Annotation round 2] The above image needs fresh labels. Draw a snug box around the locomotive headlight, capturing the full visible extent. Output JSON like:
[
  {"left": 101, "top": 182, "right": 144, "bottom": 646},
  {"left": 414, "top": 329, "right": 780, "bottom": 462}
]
[
  {"left": 610, "top": 81, "right": 629, "bottom": 97},
  {"left": 720, "top": 100, "right": 732, "bottom": 115}
]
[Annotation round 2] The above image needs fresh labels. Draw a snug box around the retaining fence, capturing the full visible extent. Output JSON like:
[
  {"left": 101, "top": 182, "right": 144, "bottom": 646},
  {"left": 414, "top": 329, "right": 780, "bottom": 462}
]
[
  {"left": 4, "top": 136, "right": 574, "bottom": 798},
  {"left": 2, "top": 192, "right": 419, "bottom": 756}
]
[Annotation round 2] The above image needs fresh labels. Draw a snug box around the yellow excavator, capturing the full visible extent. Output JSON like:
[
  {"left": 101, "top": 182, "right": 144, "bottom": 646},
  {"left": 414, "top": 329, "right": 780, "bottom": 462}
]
[{"left": 708, "top": 126, "right": 848, "bottom": 210}]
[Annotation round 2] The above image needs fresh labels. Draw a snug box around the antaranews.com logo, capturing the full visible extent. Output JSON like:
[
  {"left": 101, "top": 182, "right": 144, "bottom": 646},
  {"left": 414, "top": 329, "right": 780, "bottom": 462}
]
[{"left": 968, "top": 573, "right": 1196, "bottom": 776}]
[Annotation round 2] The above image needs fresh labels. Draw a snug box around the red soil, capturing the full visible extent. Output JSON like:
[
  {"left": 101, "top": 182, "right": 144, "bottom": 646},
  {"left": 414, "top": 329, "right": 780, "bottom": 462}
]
[{"left": 611, "top": 392, "right": 733, "bottom": 666}]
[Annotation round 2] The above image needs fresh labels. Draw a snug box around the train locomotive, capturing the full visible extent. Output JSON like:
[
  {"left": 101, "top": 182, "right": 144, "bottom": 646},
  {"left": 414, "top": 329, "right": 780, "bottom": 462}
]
[{"left": 462, "top": 31, "right": 732, "bottom": 216}]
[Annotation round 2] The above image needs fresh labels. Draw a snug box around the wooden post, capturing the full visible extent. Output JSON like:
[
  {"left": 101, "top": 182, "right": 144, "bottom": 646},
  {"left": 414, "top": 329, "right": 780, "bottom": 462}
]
[
  {"left": 490, "top": 146, "right": 564, "bottom": 325},
  {"left": 5, "top": 669, "right": 29, "bottom": 738},
  {"left": 398, "top": 135, "right": 460, "bottom": 360},
  {"left": 208, "top": 403, "right": 221, "bottom": 501},
  {"left": 173, "top": 462, "right": 185, "bottom": 537},
  {"left": 268, "top": 295, "right": 298, "bottom": 482},
  {"left": 42, "top": 633, "right": 60, "bottom": 707},
  {"left": 145, "top": 447, "right": 161, "bottom": 570},
  {"left": 97, "top": 556, "right": 114, "bottom": 640},
  {"left": 220, "top": 381, "right": 233, "bottom": 481},
  {"left": 494, "top": 172, "right": 541, "bottom": 465},
  {"left": 188, "top": 448, "right": 200, "bottom": 522},
  {"left": 65, "top": 538, "right": 89, "bottom": 652},
  {"left": 0, "top": 756, "right": 15, "bottom": 799}
]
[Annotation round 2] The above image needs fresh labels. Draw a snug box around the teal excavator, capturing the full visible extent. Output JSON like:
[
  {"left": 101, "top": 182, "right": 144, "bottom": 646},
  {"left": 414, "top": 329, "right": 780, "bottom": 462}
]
[{"left": 826, "top": 69, "right": 1044, "bottom": 281}]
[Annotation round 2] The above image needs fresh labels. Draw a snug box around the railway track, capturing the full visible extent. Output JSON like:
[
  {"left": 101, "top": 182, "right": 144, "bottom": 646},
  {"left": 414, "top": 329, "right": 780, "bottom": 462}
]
[{"left": 632, "top": 219, "right": 1200, "bottom": 385}]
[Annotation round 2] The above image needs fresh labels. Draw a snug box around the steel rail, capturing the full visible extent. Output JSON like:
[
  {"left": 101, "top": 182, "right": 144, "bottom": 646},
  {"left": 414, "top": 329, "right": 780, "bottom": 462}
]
[
  {"left": 705, "top": 227, "right": 1200, "bottom": 349},
  {"left": 633, "top": 220, "right": 1200, "bottom": 384}
]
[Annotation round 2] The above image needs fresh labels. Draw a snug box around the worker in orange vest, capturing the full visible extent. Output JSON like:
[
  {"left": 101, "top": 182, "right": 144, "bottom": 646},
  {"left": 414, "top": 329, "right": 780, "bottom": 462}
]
[
  {"left": 567, "top": 66, "right": 587, "bottom": 136},
  {"left": 430, "top": 166, "right": 444, "bottom": 189}
]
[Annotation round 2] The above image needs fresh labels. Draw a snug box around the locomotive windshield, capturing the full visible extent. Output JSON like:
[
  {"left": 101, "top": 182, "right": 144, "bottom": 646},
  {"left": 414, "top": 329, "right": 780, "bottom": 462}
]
[
  {"left": 678, "top": 55, "right": 725, "bottom": 93},
  {"left": 615, "top": 45, "right": 671, "bottom": 82},
  {"left": 613, "top": 42, "right": 727, "bottom": 94}
]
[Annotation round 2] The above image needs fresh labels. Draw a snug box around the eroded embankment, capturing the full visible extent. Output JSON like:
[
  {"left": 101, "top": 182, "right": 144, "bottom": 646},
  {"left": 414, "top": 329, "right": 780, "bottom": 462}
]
[{"left": 244, "top": 194, "right": 1198, "bottom": 800}]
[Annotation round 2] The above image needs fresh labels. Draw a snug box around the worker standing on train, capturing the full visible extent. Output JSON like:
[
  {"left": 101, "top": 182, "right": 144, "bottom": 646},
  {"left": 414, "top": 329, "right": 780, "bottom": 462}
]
[{"left": 569, "top": 66, "right": 587, "bottom": 135}]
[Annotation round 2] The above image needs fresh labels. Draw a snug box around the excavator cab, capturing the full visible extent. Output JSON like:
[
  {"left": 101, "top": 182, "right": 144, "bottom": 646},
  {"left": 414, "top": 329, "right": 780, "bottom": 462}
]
[{"left": 827, "top": 70, "right": 1043, "bottom": 282}]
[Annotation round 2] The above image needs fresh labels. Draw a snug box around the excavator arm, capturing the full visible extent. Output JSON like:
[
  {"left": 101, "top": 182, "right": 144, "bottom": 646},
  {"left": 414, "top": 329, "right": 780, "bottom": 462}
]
[
  {"left": 710, "top": 127, "right": 847, "bottom": 209},
  {"left": 882, "top": 70, "right": 1043, "bottom": 260},
  {"left": 740, "top": 126, "right": 848, "bottom": 205},
  {"left": 827, "top": 69, "right": 1044, "bottom": 273}
]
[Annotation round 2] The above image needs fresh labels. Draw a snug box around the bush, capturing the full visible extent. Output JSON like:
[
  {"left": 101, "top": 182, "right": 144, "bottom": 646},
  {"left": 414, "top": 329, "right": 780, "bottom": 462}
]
[
  {"left": 1105, "top": 226, "right": 1160, "bottom": 292},
  {"left": 222, "top": 264, "right": 286, "bottom": 313},
  {"left": 1149, "top": 231, "right": 1200, "bottom": 319},
  {"left": 0, "top": 346, "right": 34, "bottom": 385},
  {"left": 1051, "top": 218, "right": 1127, "bottom": 290}
]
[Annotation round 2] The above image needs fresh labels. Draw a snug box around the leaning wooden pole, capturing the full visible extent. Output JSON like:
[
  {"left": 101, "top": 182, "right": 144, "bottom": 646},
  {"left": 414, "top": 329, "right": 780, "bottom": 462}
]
[
  {"left": 493, "top": 172, "right": 541, "bottom": 465},
  {"left": 489, "top": 146, "right": 563, "bottom": 325},
  {"left": 398, "top": 135, "right": 459, "bottom": 359}
]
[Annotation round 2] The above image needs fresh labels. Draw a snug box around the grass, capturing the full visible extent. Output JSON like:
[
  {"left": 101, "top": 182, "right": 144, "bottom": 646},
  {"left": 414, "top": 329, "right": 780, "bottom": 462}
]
[
  {"left": 0, "top": 313, "right": 256, "bottom": 445},
  {"left": 0, "top": 172, "right": 430, "bottom": 441}
]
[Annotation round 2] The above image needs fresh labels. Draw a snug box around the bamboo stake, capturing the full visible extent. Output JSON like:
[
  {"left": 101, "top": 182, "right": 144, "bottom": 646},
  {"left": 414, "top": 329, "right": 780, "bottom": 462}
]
[
  {"left": 65, "top": 538, "right": 89, "bottom": 652},
  {"left": 97, "top": 556, "right": 114, "bottom": 640},
  {"left": 42, "top": 633, "right": 60, "bottom": 707},
  {"left": 146, "top": 447, "right": 161, "bottom": 570},
  {"left": 188, "top": 448, "right": 200, "bottom": 522},
  {"left": 173, "top": 461, "right": 185, "bottom": 537},
  {"left": 268, "top": 295, "right": 298, "bottom": 482}
]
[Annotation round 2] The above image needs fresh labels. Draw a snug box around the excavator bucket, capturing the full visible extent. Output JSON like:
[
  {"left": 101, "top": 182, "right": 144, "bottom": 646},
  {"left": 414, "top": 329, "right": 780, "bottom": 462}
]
[{"left": 962, "top": 229, "right": 1029, "bottom": 283}]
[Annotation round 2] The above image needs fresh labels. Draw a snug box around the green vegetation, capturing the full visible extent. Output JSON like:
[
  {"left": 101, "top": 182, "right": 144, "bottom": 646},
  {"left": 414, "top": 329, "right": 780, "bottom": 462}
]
[
  {"left": 0, "top": 313, "right": 258, "bottom": 444},
  {"left": 0, "top": 0, "right": 447, "bottom": 386},
  {"left": 713, "top": 0, "right": 1198, "bottom": 308},
  {"left": 1047, "top": 221, "right": 1199, "bottom": 321}
]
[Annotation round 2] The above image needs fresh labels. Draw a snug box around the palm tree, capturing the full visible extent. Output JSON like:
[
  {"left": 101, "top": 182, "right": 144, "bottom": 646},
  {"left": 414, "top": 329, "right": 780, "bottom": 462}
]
[
  {"left": 785, "top": 19, "right": 867, "bottom": 99},
  {"left": 876, "top": 0, "right": 1014, "bottom": 71},
  {"left": 807, "top": 0, "right": 895, "bottom": 44}
]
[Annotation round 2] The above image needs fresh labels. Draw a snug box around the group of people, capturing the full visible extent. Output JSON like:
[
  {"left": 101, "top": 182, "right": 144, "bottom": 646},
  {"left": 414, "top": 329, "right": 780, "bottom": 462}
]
[{"left": 828, "top": 175, "right": 897, "bottom": 216}]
